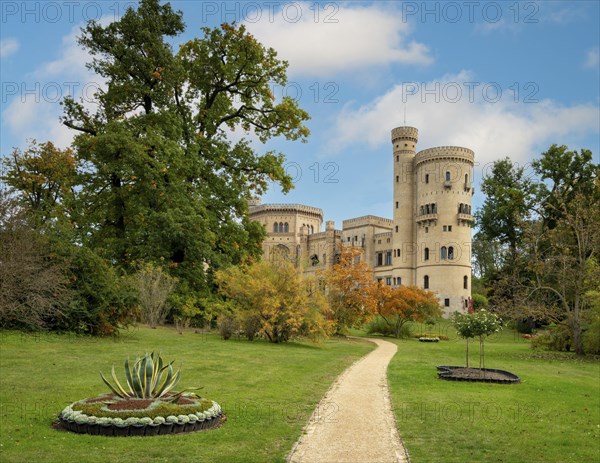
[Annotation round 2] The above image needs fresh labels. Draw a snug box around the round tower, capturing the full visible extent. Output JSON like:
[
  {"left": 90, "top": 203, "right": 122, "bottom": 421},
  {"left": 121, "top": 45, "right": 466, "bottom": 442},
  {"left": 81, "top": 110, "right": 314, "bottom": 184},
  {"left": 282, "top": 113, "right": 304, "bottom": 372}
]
[
  {"left": 414, "top": 146, "right": 474, "bottom": 315},
  {"left": 391, "top": 126, "right": 418, "bottom": 287}
]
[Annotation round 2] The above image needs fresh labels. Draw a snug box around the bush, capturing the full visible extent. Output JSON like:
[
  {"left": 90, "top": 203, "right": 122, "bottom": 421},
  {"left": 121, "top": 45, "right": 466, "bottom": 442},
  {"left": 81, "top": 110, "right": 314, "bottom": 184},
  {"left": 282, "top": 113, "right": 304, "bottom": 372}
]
[
  {"left": 471, "top": 293, "right": 489, "bottom": 311},
  {"left": 217, "top": 314, "right": 238, "bottom": 340},
  {"left": 55, "top": 247, "right": 139, "bottom": 335},
  {"left": 530, "top": 323, "right": 573, "bottom": 352},
  {"left": 583, "top": 320, "right": 600, "bottom": 355},
  {"left": 366, "top": 316, "right": 412, "bottom": 338},
  {"left": 135, "top": 263, "right": 176, "bottom": 328},
  {"left": 239, "top": 312, "right": 262, "bottom": 341}
]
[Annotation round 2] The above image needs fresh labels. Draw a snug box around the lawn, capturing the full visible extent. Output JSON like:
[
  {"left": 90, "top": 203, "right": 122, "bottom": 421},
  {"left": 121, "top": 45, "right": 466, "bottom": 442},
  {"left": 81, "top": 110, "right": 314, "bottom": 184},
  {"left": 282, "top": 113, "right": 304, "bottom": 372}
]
[
  {"left": 381, "top": 321, "right": 600, "bottom": 463},
  {"left": 0, "top": 326, "right": 373, "bottom": 463}
]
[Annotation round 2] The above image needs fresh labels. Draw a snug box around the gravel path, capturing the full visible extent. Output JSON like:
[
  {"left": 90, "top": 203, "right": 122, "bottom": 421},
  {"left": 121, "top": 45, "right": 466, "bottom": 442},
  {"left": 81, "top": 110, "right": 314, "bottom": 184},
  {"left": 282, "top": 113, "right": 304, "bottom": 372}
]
[{"left": 287, "top": 338, "right": 409, "bottom": 463}]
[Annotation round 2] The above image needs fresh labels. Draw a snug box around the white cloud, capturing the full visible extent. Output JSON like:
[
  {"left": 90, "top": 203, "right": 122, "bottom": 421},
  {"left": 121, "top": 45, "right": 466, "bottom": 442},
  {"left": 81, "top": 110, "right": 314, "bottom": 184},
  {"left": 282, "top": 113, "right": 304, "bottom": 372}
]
[
  {"left": 584, "top": 47, "right": 599, "bottom": 70},
  {"left": 325, "top": 72, "right": 600, "bottom": 169},
  {"left": 0, "top": 38, "right": 19, "bottom": 58},
  {"left": 243, "top": 2, "right": 432, "bottom": 77},
  {"left": 3, "top": 23, "right": 107, "bottom": 149}
]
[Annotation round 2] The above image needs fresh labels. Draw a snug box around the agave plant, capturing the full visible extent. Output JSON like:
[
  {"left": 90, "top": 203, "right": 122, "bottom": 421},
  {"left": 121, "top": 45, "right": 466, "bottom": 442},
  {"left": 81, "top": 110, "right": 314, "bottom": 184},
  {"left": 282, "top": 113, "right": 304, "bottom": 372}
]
[{"left": 100, "top": 352, "right": 181, "bottom": 399}]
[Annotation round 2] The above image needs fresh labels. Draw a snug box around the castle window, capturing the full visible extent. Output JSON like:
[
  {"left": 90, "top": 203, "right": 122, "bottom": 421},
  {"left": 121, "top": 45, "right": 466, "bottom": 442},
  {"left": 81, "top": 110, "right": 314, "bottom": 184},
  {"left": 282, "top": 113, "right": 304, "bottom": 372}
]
[
  {"left": 464, "top": 275, "right": 468, "bottom": 289},
  {"left": 395, "top": 226, "right": 398, "bottom": 232},
  {"left": 432, "top": 203, "right": 437, "bottom": 213},
  {"left": 397, "top": 277, "right": 402, "bottom": 286},
  {"left": 448, "top": 225, "right": 452, "bottom": 232},
  {"left": 279, "top": 222, "right": 284, "bottom": 232},
  {"left": 386, "top": 277, "right": 392, "bottom": 285},
  {"left": 441, "top": 246, "right": 447, "bottom": 260},
  {"left": 448, "top": 246, "right": 454, "bottom": 260},
  {"left": 385, "top": 251, "right": 392, "bottom": 266},
  {"left": 445, "top": 171, "right": 451, "bottom": 181},
  {"left": 387, "top": 238, "right": 390, "bottom": 243},
  {"left": 274, "top": 223, "right": 279, "bottom": 233},
  {"left": 465, "top": 173, "right": 469, "bottom": 184},
  {"left": 377, "top": 252, "right": 383, "bottom": 266},
  {"left": 420, "top": 205, "right": 425, "bottom": 215},
  {"left": 443, "top": 225, "right": 447, "bottom": 232},
  {"left": 396, "top": 248, "right": 400, "bottom": 256},
  {"left": 396, "top": 175, "right": 399, "bottom": 183},
  {"left": 323, "top": 253, "right": 326, "bottom": 264},
  {"left": 284, "top": 222, "right": 289, "bottom": 233},
  {"left": 396, "top": 155, "right": 399, "bottom": 162},
  {"left": 425, "top": 227, "right": 429, "bottom": 233},
  {"left": 396, "top": 201, "right": 399, "bottom": 209},
  {"left": 424, "top": 247, "right": 429, "bottom": 261},
  {"left": 444, "top": 298, "right": 450, "bottom": 307},
  {"left": 425, "top": 204, "right": 430, "bottom": 214},
  {"left": 425, "top": 174, "right": 429, "bottom": 184},
  {"left": 424, "top": 275, "right": 429, "bottom": 289}
]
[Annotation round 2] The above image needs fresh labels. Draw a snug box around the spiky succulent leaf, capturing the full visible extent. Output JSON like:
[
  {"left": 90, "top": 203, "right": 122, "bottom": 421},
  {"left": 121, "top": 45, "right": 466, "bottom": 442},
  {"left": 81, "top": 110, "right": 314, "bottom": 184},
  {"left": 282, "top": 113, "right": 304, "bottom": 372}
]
[
  {"left": 144, "top": 353, "right": 154, "bottom": 398},
  {"left": 110, "top": 364, "right": 131, "bottom": 397},
  {"left": 100, "top": 371, "right": 127, "bottom": 398}
]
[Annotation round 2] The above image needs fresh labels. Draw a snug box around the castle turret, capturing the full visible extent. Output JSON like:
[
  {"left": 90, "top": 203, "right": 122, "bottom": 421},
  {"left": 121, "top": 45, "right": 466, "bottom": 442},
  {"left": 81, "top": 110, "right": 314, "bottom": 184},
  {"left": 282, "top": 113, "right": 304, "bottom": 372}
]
[
  {"left": 391, "top": 127, "right": 418, "bottom": 286},
  {"left": 414, "top": 146, "right": 474, "bottom": 314}
]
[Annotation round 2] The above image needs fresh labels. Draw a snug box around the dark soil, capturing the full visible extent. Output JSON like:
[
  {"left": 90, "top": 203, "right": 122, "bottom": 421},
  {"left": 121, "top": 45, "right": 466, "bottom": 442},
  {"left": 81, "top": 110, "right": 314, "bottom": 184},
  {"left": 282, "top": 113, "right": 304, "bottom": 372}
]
[
  {"left": 442, "top": 368, "right": 510, "bottom": 381},
  {"left": 437, "top": 365, "right": 520, "bottom": 383},
  {"left": 108, "top": 399, "right": 155, "bottom": 411}
]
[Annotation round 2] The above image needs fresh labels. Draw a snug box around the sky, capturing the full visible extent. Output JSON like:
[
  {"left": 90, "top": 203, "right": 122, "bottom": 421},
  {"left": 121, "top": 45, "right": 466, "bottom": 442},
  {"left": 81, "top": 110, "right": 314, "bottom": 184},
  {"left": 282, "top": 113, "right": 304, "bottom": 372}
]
[{"left": 1, "top": 1, "right": 599, "bottom": 228}]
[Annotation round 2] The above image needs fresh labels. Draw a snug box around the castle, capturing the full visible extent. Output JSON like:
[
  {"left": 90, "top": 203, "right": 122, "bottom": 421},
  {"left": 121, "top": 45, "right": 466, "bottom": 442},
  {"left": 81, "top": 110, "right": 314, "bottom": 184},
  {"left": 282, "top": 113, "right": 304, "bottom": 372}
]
[{"left": 248, "top": 126, "right": 474, "bottom": 316}]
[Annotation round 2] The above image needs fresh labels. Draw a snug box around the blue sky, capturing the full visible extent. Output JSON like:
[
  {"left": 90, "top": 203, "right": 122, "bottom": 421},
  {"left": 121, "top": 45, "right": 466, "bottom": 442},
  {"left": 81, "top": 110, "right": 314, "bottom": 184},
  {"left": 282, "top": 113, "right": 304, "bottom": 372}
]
[{"left": 1, "top": 1, "right": 599, "bottom": 228}]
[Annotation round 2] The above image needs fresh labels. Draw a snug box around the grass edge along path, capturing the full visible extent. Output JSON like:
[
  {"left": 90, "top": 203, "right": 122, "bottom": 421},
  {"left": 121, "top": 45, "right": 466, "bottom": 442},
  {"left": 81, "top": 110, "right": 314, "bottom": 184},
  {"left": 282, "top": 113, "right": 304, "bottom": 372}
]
[
  {"left": 0, "top": 327, "right": 374, "bottom": 463},
  {"left": 378, "top": 323, "right": 600, "bottom": 463}
]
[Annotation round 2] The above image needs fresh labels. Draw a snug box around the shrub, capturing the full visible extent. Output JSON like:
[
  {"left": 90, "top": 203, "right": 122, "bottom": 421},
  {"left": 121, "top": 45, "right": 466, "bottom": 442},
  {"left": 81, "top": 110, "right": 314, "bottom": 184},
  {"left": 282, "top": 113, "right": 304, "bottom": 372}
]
[
  {"left": 530, "top": 323, "right": 573, "bottom": 351},
  {"left": 471, "top": 293, "right": 489, "bottom": 311},
  {"left": 583, "top": 320, "right": 600, "bottom": 355},
  {"left": 366, "top": 316, "right": 412, "bottom": 338},
  {"left": 239, "top": 312, "right": 262, "bottom": 341},
  {"left": 217, "top": 314, "right": 238, "bottom": 340},
  {"left": 135, "top": 263, "right": 176, "bottom": 328}
]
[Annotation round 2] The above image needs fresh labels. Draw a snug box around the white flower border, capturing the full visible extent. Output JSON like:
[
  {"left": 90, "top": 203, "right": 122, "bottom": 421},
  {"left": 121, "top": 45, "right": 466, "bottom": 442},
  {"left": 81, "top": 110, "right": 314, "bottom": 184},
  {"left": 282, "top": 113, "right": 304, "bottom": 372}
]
[{"left": 60, "top": 397, "right": 222, "bottom": 426}]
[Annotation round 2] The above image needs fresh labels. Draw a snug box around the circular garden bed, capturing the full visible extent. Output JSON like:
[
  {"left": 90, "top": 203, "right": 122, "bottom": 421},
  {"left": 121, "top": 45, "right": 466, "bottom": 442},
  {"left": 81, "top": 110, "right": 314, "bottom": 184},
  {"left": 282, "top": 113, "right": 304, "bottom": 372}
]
[
  {"left": 57, "top": 392, "right": 223, "bottom": 437},
  {"left": 437, "top": 365, "right": 520, "bottom": 384}
]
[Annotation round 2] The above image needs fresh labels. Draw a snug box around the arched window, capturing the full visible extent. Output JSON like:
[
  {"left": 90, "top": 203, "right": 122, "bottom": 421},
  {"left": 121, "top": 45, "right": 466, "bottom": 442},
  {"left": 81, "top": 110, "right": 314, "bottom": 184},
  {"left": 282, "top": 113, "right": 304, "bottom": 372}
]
[
  {"left": 424, "top": 247, "right": 429, "bottom": 261},
  {"left": 284, "top": 222, "right": 289, "bottom": 233},
  {"left": 448, "top": 246, "right": 454, "bottom": 260},
  {"left": 464, "top": 275, "right": 468, "bottom": 289},
  {"left": 432, "top": 203, "right": 437, "bottom": 213},
  {"left": 310, "top": 225, "right": 314, "bottom": 234},
  {"left": 445, "top": 171, "right": 451, "bottom": 181},
  {"left": 465, "top": 173, "right": 468, "bottom": 184},
  {"left": 420, "top": 205, "right": 425, "bottom": 215},
  {"left": 458, "top": 203, "right": 463, "bottom": 213},
  {"left": 441, "top": 246, "right": 447, "bottom": 260},
  {"left": 425, "top": 204, "right": 430, "bottom": 214},
  {"left": 425, "top": 174, "right": 430, "bottom": 184},
  {"left": 273, "top": 223, "right": 279, "bottom": 233},
  {"left": 424, "top": 275, "right": 429, "bottom": 289},
  {"left": 397, "top": 248, "right": 401, "bottom": 257}
]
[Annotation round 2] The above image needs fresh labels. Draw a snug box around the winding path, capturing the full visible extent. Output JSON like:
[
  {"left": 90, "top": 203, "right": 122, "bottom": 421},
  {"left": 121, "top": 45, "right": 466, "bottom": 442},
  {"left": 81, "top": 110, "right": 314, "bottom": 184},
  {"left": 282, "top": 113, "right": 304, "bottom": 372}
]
[{"left": 287, "top": 338, "right": 409, "bottom": 463}]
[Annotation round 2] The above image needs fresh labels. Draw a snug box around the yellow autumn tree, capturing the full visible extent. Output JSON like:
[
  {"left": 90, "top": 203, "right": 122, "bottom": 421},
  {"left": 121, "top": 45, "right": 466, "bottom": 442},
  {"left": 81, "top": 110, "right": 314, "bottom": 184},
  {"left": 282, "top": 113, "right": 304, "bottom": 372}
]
[
  {"left": 320, "top": 246, "right": 377, "bottom": 334},
  {"left": 215, "top": 260, "right": 333, "bottom": 343},
  {"left": 374, "top": 282, "right": 441, "bottom": 338}
]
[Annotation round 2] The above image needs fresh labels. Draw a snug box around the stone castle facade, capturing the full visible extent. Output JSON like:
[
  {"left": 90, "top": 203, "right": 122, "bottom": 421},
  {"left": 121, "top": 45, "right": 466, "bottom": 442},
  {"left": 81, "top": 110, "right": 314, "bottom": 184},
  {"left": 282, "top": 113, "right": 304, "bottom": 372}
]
[{"left": 249, "top": 126, "right": 474, "bottom": 316}]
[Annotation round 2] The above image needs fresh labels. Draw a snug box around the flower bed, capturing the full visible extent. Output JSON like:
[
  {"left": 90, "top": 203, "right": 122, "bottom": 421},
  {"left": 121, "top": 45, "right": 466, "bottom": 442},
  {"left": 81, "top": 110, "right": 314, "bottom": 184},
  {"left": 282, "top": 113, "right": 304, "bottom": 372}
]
[
  {"left": 437, "top": 365, "right": 521, "bottom": 384},
  {"left": 58, "top": 392, "right": 223, "bottom": 436}
]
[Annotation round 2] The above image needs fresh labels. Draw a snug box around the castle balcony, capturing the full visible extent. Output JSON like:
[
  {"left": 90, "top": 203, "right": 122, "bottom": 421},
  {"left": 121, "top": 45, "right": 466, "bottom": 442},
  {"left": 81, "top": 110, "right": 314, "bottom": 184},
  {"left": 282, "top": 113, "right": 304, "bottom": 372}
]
[
  {"left": 443, "top": 180, "right": 452, "bottom": 189},
  {"left": 416, "top": 213, "right": 438, "bottom": 224},
  {"left": 457, "top": 213, "right": 475, "bottom": 224},
  {"left": 464, "top": 181, "right": 472, "bottom": 191}
]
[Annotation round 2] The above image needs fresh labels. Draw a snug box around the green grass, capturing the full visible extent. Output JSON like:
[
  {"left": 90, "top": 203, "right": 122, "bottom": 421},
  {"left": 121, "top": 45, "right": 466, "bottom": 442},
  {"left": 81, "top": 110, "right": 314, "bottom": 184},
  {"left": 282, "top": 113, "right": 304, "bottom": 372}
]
[
  {"left": 0, "top": 327, "right": 373, "bottom": 463},
  {"left": 379, "top": 320, "right": 600, "bottom": 463}
]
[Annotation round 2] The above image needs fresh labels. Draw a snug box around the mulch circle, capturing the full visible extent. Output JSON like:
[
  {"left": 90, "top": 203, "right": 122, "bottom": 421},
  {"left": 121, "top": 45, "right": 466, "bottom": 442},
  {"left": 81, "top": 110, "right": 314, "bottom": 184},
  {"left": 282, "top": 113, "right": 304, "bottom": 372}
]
[{"left": 437, "top": 365, "right": 520, "bottom": 384}]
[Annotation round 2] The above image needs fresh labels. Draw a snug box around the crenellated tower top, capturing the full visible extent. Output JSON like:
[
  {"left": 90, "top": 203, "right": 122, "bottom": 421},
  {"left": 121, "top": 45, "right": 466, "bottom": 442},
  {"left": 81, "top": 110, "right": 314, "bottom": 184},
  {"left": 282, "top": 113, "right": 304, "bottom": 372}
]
[{"left": 391, "top": 126, "right": 419, "bottom": 144}]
